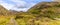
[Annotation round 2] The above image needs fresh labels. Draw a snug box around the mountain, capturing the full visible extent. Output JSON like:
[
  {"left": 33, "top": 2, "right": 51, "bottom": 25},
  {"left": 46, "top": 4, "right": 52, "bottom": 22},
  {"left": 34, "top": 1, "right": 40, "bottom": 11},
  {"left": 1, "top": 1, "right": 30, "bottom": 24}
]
[
  {"left": 0, "top": 5, "right": 20, "bottom": 16},
  {"left": 0, "top": 5, "right": 9, "bottom": 16},
  {"left": 28, "top": 2, "right": 60, "bottom": 19},
  {"left": 0, "top": 1, "right": 60, "bottom": 25}
]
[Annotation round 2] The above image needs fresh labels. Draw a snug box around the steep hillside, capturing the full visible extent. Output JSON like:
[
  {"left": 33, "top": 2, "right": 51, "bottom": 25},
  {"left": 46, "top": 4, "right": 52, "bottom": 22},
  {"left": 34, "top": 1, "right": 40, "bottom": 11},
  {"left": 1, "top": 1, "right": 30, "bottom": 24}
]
[
  {"left": 28, "top": 2, "right": 60, "bottom": 19},
  {"left": 0, "top": 5, "right": 9, "bottom": 15},
  {"left": 0, "top": 5, "right": 19, "bottom": 16}
]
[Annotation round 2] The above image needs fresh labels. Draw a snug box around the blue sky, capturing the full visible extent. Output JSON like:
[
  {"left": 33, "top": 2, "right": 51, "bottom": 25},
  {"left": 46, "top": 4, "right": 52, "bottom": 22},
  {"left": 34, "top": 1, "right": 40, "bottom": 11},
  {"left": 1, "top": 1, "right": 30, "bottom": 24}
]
[{"left": 0, "top": 0, "right": 53, "bottom": 12}]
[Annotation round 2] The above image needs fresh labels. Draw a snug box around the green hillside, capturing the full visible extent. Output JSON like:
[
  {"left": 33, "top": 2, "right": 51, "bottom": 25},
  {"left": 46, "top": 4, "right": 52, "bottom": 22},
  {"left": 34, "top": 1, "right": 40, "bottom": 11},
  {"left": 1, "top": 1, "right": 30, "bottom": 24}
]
[
  {"left": 0, "top": 2, "right": 60, "bottom": 25},
  {"left": 28, "top": 2, "right": 60, "bottom": 19}
]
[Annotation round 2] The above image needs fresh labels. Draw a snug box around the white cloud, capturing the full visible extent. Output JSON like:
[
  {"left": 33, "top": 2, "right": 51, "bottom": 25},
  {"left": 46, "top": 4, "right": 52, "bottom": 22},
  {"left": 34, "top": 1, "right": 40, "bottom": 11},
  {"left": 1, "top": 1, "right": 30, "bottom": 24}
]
[
  {"left": 0, "top": 0, "right": 35, "bottom": 12},
  {"left": 10, "top": 0, "right": 27, "bottom": 8},
  {"left": 10, "top": 0, "right": 35, "bottom": 12},
  {"left": 0, "top": 0, "right": 3, "bottom": 2},
  {"left": 0, "top": 0, "right": 14, "bottom": 10},
  {"left": 0, "top": 3, "right": 14, "bottom": 10}
]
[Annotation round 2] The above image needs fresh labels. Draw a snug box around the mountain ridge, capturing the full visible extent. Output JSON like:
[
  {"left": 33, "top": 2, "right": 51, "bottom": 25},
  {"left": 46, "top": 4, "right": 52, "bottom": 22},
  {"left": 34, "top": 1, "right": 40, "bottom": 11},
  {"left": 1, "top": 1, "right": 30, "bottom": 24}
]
[{"left": 0, "top": 1, "right": 60, "bottom": 25}]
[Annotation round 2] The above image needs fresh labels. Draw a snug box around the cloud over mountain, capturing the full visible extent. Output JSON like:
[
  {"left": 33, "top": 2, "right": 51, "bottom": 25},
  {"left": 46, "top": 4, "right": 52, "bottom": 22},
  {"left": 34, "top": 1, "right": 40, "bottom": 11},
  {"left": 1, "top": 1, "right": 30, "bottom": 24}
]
[
  {"left": 0, "top": 0, "right": 52, "bottom": 12},
  {"left": 0, "top": 0, "right": 35, "bottom": 12}
]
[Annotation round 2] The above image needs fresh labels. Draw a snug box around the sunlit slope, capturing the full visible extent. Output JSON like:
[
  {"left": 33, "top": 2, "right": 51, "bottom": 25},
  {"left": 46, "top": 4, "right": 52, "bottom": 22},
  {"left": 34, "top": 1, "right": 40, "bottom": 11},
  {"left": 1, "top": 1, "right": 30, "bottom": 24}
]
[{"left": 28, "top": 2, "right": 60, "bottom": 19}]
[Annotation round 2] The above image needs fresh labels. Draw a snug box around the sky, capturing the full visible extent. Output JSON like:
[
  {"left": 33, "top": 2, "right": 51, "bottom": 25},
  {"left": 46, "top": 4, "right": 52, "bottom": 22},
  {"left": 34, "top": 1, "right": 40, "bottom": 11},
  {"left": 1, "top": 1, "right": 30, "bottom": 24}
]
[{"left": 0, "top": 0, "right": 53, "bottom": 12}]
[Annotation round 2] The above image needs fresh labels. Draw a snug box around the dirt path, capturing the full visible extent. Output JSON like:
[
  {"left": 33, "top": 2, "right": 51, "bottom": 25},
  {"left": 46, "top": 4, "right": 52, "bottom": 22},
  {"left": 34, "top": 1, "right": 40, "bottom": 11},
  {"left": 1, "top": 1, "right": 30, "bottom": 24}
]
[{"left": 7, "top": 18, "right": 18, "bottom": 25}]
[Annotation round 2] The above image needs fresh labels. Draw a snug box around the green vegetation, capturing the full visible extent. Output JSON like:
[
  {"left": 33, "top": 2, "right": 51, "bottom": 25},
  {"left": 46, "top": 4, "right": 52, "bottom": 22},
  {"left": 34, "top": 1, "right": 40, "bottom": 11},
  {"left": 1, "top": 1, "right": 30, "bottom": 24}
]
[{"left": 0, "top": 2, "right": 60, "bottom": 25}]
